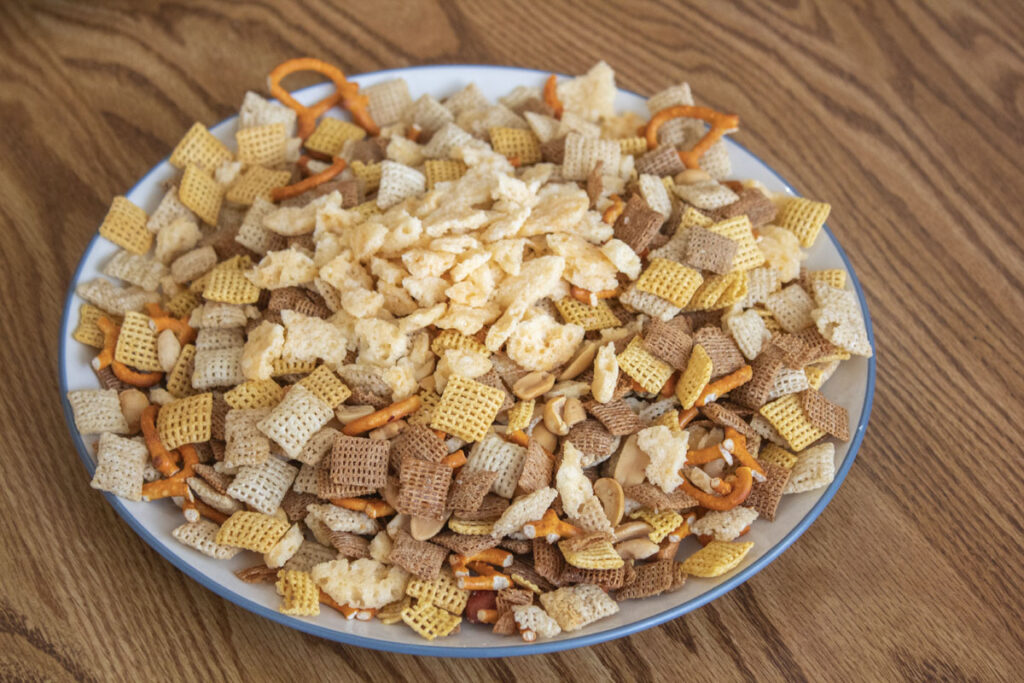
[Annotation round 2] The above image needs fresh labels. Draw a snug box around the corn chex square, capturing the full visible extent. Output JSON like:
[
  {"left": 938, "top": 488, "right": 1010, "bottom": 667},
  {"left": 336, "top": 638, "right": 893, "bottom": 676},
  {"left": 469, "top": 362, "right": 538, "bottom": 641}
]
[
  {"left": 490, "top": 127, "right": 542, "bottom": 164},
  {"left": 616, "top": 336, "right": 673, "bottom": 393},
  {"left": 539, "top": 584, "right": 619, "bottom": 632},
  {"left": 156, "top": 392, "right": 212, "bottom": 450},
  {"left": 257, "top": 383, "right": 333, "bottom": 458},
  {"left": 685, "top": 271, "right": 748, "bottom": 311},
  {"left": 307, "top": 117, "right": 367, "bottom": 156},
  {"left": 351, "top": 160, "right": 382, "bottom": 193},
  {"left": 170, "top": 122, "right": 233, "bottom": 171},
  {"left": 297, "top": 365, "right": 351, "bottom": 408},
  {"left": 72, "top": 304, "right": 110, "bottom": 348},
  {"left": 635, "top": 258, "right": 703, "bottom": 308},
  {"left": 215, "top": 510, "right": 290, "bottom": 553},
  {"left": 98, "top": 197, "right": 151, "bottom": 254},
  {"left": 777, "top": 197, "right": 831, "bottom": 247},
  {"left": 675, "top": 344, "right": 712, "bottom": 410},
  {"left": 225, "top": 166, "right": 291, "bottom": 205},
  {"left": 430, "top": 375, "right": 505, "bottom": 443},
  {"left": 630, "top": 508, "right": 684, "bottom": 543},
  {"left": 406, "top": 570, "right": 469, "bottom": 615},
  {"left": 275, "top": 569, "right": 320, "bottom": 616},
  {"left": 618, "top": 136, "right": 648, "bottom": 156},
  {"left": 114, "top": 311, "right": 162, "bottom": 372},
  {"left": 555, "top": 297, "right": 620, "bottom": 331},
  {"left": 758, "top": 442, "right": 798, "bottom": 470},
  {"left": 680, "top": 541, "right": 753, "bottom": 577},
  {"left": 224, "top": 379, "right": 284, "bottom": 409},
  {"left": 178, "top": 165, "right": 224, "bottom": 226},
  {"left": 165, "top": 344, "right": 197, "bottom": 397},
  {"left": 423, "top": 159, "right": 467, "bottom": 189},
  {"left": 401, "top": 601, "right": 461, "bottom": 640},
  {"left": 236, "top": 123, "right": 288, "bottom": 167},
  {"left": 759, "top": 393, "right": 826, "bottom": 452}
]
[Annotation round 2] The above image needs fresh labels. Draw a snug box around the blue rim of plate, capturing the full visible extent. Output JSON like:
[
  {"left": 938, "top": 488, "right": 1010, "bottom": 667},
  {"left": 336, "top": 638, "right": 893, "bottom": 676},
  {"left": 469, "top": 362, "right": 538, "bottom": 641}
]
[{"left": 59, "top": 64, "right": 875, "bottom": 658}]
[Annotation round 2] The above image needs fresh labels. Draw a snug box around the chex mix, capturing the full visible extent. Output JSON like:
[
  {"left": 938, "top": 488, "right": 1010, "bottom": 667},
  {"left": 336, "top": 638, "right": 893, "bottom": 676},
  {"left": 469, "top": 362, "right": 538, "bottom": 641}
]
[{"left": 67, "top": 58, "right": 870, "bottom": 642}]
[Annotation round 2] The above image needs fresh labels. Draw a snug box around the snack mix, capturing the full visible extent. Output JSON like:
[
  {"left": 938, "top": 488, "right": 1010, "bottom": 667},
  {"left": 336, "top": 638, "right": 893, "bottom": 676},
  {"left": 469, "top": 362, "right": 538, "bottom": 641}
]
[{"left": 67, "top": 58, "right": 871, "bottom": 642}]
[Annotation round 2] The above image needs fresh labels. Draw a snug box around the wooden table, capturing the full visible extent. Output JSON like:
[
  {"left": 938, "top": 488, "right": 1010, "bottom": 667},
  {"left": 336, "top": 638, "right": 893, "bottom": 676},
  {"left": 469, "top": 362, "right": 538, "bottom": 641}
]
[{"left": 1, "top": 1, "right": 1020, "bottom": 680}]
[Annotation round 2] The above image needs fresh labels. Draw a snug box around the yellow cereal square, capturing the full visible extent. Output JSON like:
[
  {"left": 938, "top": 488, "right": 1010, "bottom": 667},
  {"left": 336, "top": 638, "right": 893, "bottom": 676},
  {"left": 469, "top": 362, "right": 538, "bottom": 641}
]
[
  {"left": 351, "top": 160, "right": 382, "bottom": 193},
  {"left": 708, "top": 215, "right": 764, "bottom": 271},
  {"left": 777, "top": 197, "right": 831, "bottom": 247},
  {"left": 430, "top": 375, "right": 505, "bottom": 443},
  {"left": 679, "top": 205, "right": 713, "bottom": 229},
  {"left": 350, "top": 200, "right": 381, "bottom": 221},
  {"left": 758, "top": 443, "right": 798, "bottom": 470},
  {"left": 170, "top": 122, "right": 234, "bottom": 172},
  {"left": 203, "top": 264, "right": 260, "bottom": 304},
  {"left": 179, "top": 165, "right": 224, "bottom": 226},
  {"left": 759, "top": 394, "right": 827, "bottom": 452},
  {"left": 676, "top": 344, "right": 712, "bottom": 409},
  {"left": 448, "top": 518, "right": 494, "bottom": 536},
  {"left": 558, "top": 537, "right": 624, "bottom": 570},
  {"left": 305, "top": 118, "right": 367, "bottom": 157},
  {"left": 630, "top": 508, "right": 684, "bottom": 543},
  {"left": 224, "top": 379, "right": 285, "bottom": 409},
  {"left": 99, "top": 197, "right": 151, "bottom": 254},
  {"left": 617, "top": 336, "right": 673, "bottom": 393},
  {"left": 806, "top": 269, "right": 846, "bottom": 290},
  {"left": 114, "top": 311, "right": 162, "bottom": 372},
  {"left": 166, "top": 290, "right": 202, "bottom": 317},
  {"left": 276, "top": 569, "right": 320, "bottom": 616},
  {"left": 555, "top": 297, "right": 620, "bottom": 331},
  {"left": 635, "top": 258, "right": 703, "bottom": 308},
  {"left": 407, "top": 389, "right": 441, "bottom": 426},
  {"left": 686, "top": 271, "right": 748, "bottom": 311},
  {"left": 618, "top": 137, "right": 648, "bottom": 156},
  {"left": 489, "top": 127, "right": 541, "bottom": 164},
  {"left": 430, "top": 329, "right": 488, "bottom": 356},
  {"left": 72, "top": 304, "right": 109, "bottom": 348},
  {"left": 804, "top": 366, "right": 826, "bottom": 390},
  {"left": 215, "top": 510, "right": 290, "bottom": 553},
  {"left": 405, "top": 571, "right": 469, "bottom": 615},
  {"left": 505, "top": 399, "right": 535, "bottom": 432},
  {"left": 166, "top": 344, "right": 197, "bottom": 397},
  {"left": 680, "top": 540, "right": 753, "bottom": 577},
  {"left": 401, "top": 601, "right": 461, "bottom": 640},
  {"left": 423, "top": 159, "right": 467, "bottom": 189},
  {"left": 298, "top": 365, "right": 352, "bottom": 407},
  {"left": 235, "top": 123, "right": 288, "bottom": 167},
  {"left": 271, "top": 357, "right": 317, "bottom": 377},
  {"left": 377, "top": 596, "right": 412, "bottom": 625},
  {"left": 156, "top": 392, "right": 213, "bottom": 450},
  {"left": 226, "top": 166, "right": 291, "bottom": 205}
]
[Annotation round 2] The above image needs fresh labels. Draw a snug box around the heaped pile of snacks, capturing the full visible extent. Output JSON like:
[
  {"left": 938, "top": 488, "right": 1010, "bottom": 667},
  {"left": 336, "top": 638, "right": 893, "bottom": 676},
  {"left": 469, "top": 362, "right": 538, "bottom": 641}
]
[{"left": 67, "top": 59, "right": 872, "bottom": 641}]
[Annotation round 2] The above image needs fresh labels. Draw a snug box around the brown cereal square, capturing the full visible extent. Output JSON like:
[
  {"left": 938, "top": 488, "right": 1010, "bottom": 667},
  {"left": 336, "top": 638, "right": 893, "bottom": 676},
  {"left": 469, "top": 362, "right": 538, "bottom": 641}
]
[
  {"left": 448, "top": 468, "right": 498, "bottom": 513},
  {"left": 799, "top": 389, "right": 850, "bottom": 441},
  {"left": 398, "top": 458, "right": 452, "bottom": 521},
  {"left": 391, "top": 423, "right": 448, "bottom": 472},
  {"left": 532, "top": 538, "right": 566, "bottom": 587},
  {"left": 730, "top": 345, "right": 786, "bottom": 409},
  {"left": 635, "top": 145, "right": 686, "bottom": 177},
  {"left": 613, "top": 194, "right": 665, "bottom": 253},
  {"left": 389, "top": 530, "right": 448, "bottom": 580},
  {"left": 516, "top": 439, "right": 554, "bottom": 496},
  {"left": 584, "top": 399, "right": 643, "bottom": 436},
  {"left": 684, "top": 225, "right": 738, "bottom": 275},
  {"left": 328, "top": 435, "right": 390, "bottom": 493},
  {"left": 616, "top": 559, "right": 674, "bottom": 600},
  {"left": 718, "top": 188, "right": 777, "bottom": 228},
  {"left": 693, "top": 326, "right": 746, "bottom": 378},
  {"left": 744, "top": 461, "right": 791, "bottom": 521},
  {"left": 642, "top": 317, "right": 693, "bottom": 370}
]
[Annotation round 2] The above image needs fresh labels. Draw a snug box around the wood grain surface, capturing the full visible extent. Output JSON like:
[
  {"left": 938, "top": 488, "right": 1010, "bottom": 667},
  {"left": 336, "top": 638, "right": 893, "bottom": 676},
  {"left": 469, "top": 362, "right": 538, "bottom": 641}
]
[{"left": 1, "top": 1, "right": 1021, "bottom": 680}]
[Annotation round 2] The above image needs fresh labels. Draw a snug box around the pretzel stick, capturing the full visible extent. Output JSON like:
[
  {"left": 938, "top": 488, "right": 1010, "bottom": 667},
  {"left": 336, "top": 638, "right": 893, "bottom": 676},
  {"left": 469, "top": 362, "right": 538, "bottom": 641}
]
[
  {"left": 601, "top": 194, "right": 624, "bottom": 224},
  {"left": 341, "top": 395, "right": 421, "bottom": 436},
  {"left": 329, "top": 497, "right": 395, "bottom": 519},
  {"left": 677, "top": 406, "right": 699, "bottom": 429},
  {"left": 695, "top": 365, "right": 752, "bottom": 407},
  {"left": 644, "top": 105, "right": 739, "bottom": 169},
  {"left": 543, "top": 74, "right": 563, "bottom": 119},
  {"left": 194, "top": 499, "right": 228, "bottom": 524},
  {"left": 140, "top": 405, "right": 178, "bottom": 476}
]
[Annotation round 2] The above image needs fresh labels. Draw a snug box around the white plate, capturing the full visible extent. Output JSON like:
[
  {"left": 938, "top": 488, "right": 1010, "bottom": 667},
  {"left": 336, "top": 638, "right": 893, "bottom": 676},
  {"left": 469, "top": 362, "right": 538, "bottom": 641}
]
[{"left": 59, "top": 65, "right": 875, "bottom": 656}]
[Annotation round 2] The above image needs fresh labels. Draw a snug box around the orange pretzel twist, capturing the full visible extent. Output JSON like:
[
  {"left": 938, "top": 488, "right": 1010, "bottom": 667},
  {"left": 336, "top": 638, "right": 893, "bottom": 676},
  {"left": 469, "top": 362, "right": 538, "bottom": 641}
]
[
  {"left": 522, "top": 509, "right": 581, "bottom": 543},
  {"left": 723, "top": 427, "right": 764, "bottom": 477},
  {"left": 645, "top": 105, "right": 740, "bottom": 169},
  {"left": 341, "top": 395, "right": 422, "bottom": 436},
  {"left": 141, "top": 444, "right": 199, "bottom": 502},
  {"left": 677, "top": 466, "right": 753, "bottom": 511},
  {"left": 271, "top": 156, "right": 347, "bottom": 202},
  {"left": 329, "top": 497, "right": 395, "bottom": 519},
  {"left": 543, "top": 74, "right": 563, "bottom": 119},
  {"left": 146, "top": 304, "right": 197, "bottom": 345},
  {"left": 267, "top": 58, "right": 379, "bottom": 138}
]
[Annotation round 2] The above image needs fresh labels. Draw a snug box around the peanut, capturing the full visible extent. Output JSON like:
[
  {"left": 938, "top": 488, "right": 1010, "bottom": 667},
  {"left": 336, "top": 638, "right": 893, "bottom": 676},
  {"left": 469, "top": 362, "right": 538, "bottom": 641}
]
[
  {"left": 591, "top": 342, "right": 618, "bottom": 403},
  {"left": 118, "top": 389, "right": 149, "bottom": 434},
  {"left": 615, "top": 537, "right": 660, "bottom": 561},
  {"left": 673, "top": 168, "right": 711, "bottom": 185},
  {"left": 156, "top": 329, "right": 181, "bottom": 373},
  {"left": 562, "top": 397, "right": 586, "bottom": 428},
  {"left": 513, "top": 371, "right": 555, "bottom": 400},
  {"left": 542, "top": 396, "right": 569, "bottom": 436}
]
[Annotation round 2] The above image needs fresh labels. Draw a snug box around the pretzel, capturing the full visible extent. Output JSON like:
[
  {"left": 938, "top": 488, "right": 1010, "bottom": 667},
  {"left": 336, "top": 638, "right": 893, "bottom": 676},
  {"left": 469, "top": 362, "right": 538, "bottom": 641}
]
[
  {"left": 341, "top": 395, "right": 422, "bottom": 436},
  {"left": 694, "top": 365, "right": 752, "bottom": 407},
  {"left": 570, "top": 285, "right": 618, "bottom": 306},
  {"left": 543, "top": 74, "right": 563, "bottom": 119},
  {"left": 319, "top": 590, "right": 374, "bottom": 620},
  {"left": 449, "top": 554, "right": 470, "bottom": 578},
  {"left": 267, "top": 58, "right": 379, "bottom": 138},
  {"left": 146, "top": 303, "right": 196, "bottom": 345},
  {"left": 460, "top": 548, "right": 514, "bottom": 568},
  {"left": 677, "top": 466, "right": 753, "bottom": 511},
  {"left": 677, "top": 406, "right": 699, "bottom": 429},
  {"left": 94, "top": 316, "right": 119, "bottom": 370},
  {"left": 141, "top": 405, "right": 178, "bottom": 476},
  {"left": 112, "top": 362, "right": 164, "bottom": 388},
  {"left": 329, "top": 497, "right": 395, "bottom": 519},
  {"left": 194, "top": 499, "right": 228, "bottom": 524},
  {"left": 141, "top": 444, "right": 199, "bottom": 501},
  {"left": 667, "top": 512, "right": 696, "bottom": 543},
  {"left": 602, "top": 194, "right": 624, "bottom": 225},
  {"left": 475, "top": 608, "right": 499, "bottom": 624},
  {"left": 406, "top": 124, "right": 422, "bottom": 142},
  {"left": 441, "top": 450, "right": 467, "bottom": 468},
  {"left": 271, "top": 156, "right": 347, "bottom": 202},
  {"left": 458, "top": 574, "right": 511, "bottom": 591},
  {"left": 723, "top": 427, "right": 764, "bottom": 477},
  {"left": 660, "top": 372, "right": 678, "bottom": 399},
  {"left": 686, "top": 441, "right": 734, "bottom": 466},
  {"left": 522, "top": 509, "right": 582, "bottom": 543},
  {"left": 505, "top": 430, "right": 530, "bottom": 448},
  {"left": 644, "top": 105, "right": 740, "bottom": 169}
]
